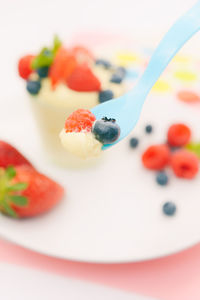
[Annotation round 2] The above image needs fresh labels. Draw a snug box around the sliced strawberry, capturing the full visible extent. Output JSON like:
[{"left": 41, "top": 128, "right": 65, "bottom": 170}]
[
  {"left": 71, "top": 45, "right": 94, "bottom": 64},
  {"left": 65, "top": 109, "right": 96, "bottom": 133},
  {"left": 0, "top": 166, "right": 64, "bottom": 218},
  {"left": 142, "top": 144, "right": 170, "bottom": 170},
  {"left": 67, "top": 64, "right": 101, "bottom": 92},
  {"left": 49, "top": 47, "right": 77, "bottom": 86},
  {"left": 0, "top": 141, "right": 33, "bottom": 169},
  {"left": 18, "top": 55, "right": 35, "bottom": 79}
]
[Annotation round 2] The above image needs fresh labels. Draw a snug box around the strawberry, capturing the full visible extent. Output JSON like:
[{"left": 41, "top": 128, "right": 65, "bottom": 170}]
[
  {"left": 0, "top": 141, "right": 33, "bottom": 169},
  {"left": 0, "top": 165, "right": 64, "bottom": 218},
  {"left": 142, "top": 144, "right": 170, "bottom": 170},
  {"left": 167, "top": 123, "right": 191, "bottom": 147},
  {"left": 171, "top": 150, "right": 199, "bottom": 179},
  {"left": 71, "top": 45, "right": 94, "bottom": 64},
  {"left": 49, "top": 47, "right": 77, "bottom": 86},
  {"left": 65, "top": 109, "right": 96, "bottom": 133},
  {"left": 18, "top": 55, "right": 35, "bottom": 79},
  {"left": 67, "top": 64, "right": 101, "bottom": 92}
]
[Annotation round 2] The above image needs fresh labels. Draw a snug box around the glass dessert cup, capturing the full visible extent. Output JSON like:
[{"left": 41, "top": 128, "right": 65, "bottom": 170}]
[
  {"left": 19, "top": 38, "right": 127, "bottom": 168},
  {"left": 29, "top": 82, "right": 104, "bottom": 168},
  {"left": 29, "top": 63, "right": 126, "bottom": 168}
]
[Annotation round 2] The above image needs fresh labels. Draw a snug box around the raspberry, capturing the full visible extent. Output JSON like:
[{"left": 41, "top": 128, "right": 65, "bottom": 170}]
[
  {"left": 49, "top": 47, "right": 77, "bottom": 86},
  {"left": 142, "top": 144, "right": 170, "bottom": 170},
  {"left": 18, "top": 55, "right": 35, "bottom": 79},
  {"left": 65, "top": 109, "right": 96, "bottom": 133},
  {"left": 67, "top": 64, "right": 101, "bottom": 92},
  {"left": 167, "top": 123, "right": 191, "bottom": 147},
  {"left": 171, "top": 150, "right": 199, "bottom": 179}
]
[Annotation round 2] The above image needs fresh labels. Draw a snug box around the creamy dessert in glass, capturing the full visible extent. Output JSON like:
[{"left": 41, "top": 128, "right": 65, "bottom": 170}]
[{"left": 18, "top": 36, "right": 127, "bottom": 168}]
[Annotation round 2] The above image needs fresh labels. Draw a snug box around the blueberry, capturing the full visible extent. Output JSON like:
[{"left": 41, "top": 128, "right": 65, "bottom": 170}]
[
  {"left": 169, "top": 145, "right": 180, "bottom": 153},
  {"left": 37, "top": 66, "right": 49, "bottom": 78},
  {"left": 129, "top": 137, "right": 139, "bottom": 148},
  {"left": 99, "top": 90, "right": 114, "bottom": 103},
  {"left": 26, "top": 80, "right": 41, "bottom": 95},
  {"left": 156, "top": 171, "right": 169, "bottom": 186},
  {"left": 116, "top": 66, "right": 127, "bottom": 77},
  {"left": 92, "top": 118, "right": 120, "bottom": 144},
  {"left": 162, "top": 202, "right": 176, "bottom": 216},
  {"left": 145, "top": 124, "right": 153, "bottom": 134},
  {"left": 110, "top": 73, "right": 123, "bottom": 84},
  {"left": 95, "top": 59, "right": 112, "bottom": 69}
]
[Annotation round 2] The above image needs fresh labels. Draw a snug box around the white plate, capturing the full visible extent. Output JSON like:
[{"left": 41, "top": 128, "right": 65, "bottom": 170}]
[{"left": 0, "top": 85, "right": 200, "bottom": 263}]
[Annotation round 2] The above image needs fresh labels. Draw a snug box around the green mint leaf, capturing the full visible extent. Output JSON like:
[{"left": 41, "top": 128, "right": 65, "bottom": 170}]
[
  {"left": 2, "top": 201, "right": 18, "bottom": 218},
  {"left": 8, "top": 182, "right": 28, "bottom": 192},
  {"left": 5, "top": 166, "right": 16, "bottom": 179},
  {"left": 32, "top": 48, "right": 54, "bottom": 70},
  {"left": 52, "top": 35, "right": 62, "bottom": 54},
  {"left": 10, "top": 195, "right": 28, "bottom": 206},
  {"left": 186, "top": 143, "right": 200, "bottom": 158}
]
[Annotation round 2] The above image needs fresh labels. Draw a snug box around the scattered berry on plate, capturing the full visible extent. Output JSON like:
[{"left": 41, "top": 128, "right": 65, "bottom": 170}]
[
  {"left": 167, "top": 123, "right": 191, "bottom": 147},
  {"left": 26, "top": 80, "right": 41, "bottom": 95},
  {"left": 156, "top": 171, "right": 169, "bottom": 186},
  {"left": 145, "top": 124, "right": 153, "bottom": 134},
  {"left": 162, "top": 201, "right": 176, "bottom": 216},
  {"left": 171, "top": 150, "right": 199, "bottom": 179},
  {"left": 142, "top": 144, "right": 170, "bottom": 170},
  {"left": 0, "top": 141, "right": 33, "bottom": 169},
  {"left": 169, "top": 145, "right": 181, "bottom": 153},
  {"left": 99, "top": 90, "right": 114, "bottom": 103},
  {"left": 0, "top": 165, "right": 64, "bottom": 218},
  {"left": 95, "top": 59, "right": 112, "bottom": 69},
  {"left": 129, "top": 137, "right": 139, "bottom": 148},
  {"left": 37, "top": 66, "right": 49, "bottom": 78},
  {"left": 92, "top": 117, "right": 120, "bottom": 144},
  {"left": 18, "top": 55, "right": 35, "bottom": 79},
  {"left": 65, "top": 109, "right": 96, "bottom": 133},
  {"left": 67, "top": 64, "right": 101, "bottom": 92}
]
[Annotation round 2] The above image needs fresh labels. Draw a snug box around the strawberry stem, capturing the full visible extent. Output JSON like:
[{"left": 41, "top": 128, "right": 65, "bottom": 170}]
[{"left": 0, "top": 166, "right": 28, "bottom": 218}]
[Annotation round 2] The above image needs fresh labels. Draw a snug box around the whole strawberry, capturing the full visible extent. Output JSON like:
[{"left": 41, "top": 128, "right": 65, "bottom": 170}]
[
  {"left": 0, "top": 141, "right": 33, "bottom": 169},
  {"left": 0, "top": 166, "right": 64, "bottom": 218}
]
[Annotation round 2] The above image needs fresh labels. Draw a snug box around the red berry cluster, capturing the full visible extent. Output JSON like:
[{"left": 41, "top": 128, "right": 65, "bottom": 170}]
[{"left": 142, "top": 123, "right": 199, "bottom": 179}]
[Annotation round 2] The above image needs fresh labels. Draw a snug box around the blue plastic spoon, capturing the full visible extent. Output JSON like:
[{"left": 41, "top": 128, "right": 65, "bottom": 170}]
[{"left": 91, "top": 1, "right": 200, "bottom": 150}]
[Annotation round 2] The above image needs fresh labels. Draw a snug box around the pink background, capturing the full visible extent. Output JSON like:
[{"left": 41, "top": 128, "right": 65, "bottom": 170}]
[{"left": 0, "top": 238, "right": 200, "bottom": 300}]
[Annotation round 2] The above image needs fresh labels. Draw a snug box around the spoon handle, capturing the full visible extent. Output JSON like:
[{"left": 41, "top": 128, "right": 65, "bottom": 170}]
[{"left": 130, "top": 1, "right": 200, "bottom": 99}]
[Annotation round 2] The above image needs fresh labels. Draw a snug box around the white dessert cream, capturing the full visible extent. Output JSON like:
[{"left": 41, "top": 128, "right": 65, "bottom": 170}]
[
  {"left": 59, "top": 130, "right": 102, "bottom": 159},
  {"left": 18, "top": 37, "right": 126, "bottom": 167}
]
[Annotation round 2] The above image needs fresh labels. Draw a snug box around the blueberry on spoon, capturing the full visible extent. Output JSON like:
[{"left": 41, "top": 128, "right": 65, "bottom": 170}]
[{"left": 92, "top": 117, "right": 120, "bottom": 144}]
